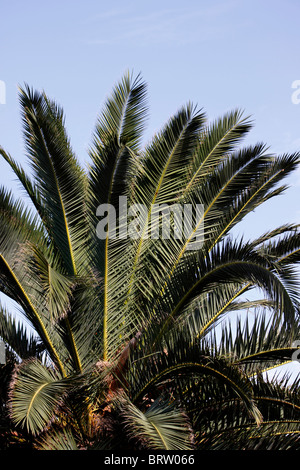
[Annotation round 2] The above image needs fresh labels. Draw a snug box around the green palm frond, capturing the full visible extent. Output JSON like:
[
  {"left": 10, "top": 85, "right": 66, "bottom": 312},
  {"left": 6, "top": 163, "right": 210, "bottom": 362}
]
[
  {"left": 19, "top": 84, "right": 88, "bottom": 276},
  {"left": 23, "top": 242, "right": 75, "bottom": 323},
  {"left": 36, "top": 427, "right": 79, "bottom": 450},
  {"left": 120, "top": 396, "right": 194, "bottom": 450},
  {"left": 124, "top": 104, "right": 206, "bottom": 304},
  {"left": 186, "top": 109, "right": 252, "bottom": 192},
  {"left": 0, "top": 147, "right": 46, "bottom": 222},
  {"left": 0, "top": 305, "right": 44, "bottom": 361},
  {"left": 10, "top": 360, "right": 70, "bottom": 434},
  {"left": 150, "top": 238, "right": 298, "bottom": 350},
  {"left": 195, "top": 373, "right": 300, "bottom": 450},
  {"left": 208, "top": 311, "right": 300, "bottom": 376},
  {"left": 128, "top": 328, "right": 262, "bottom": 426},
  {"left": 88, "top": 72, "right": 148, "bottom": 361}
]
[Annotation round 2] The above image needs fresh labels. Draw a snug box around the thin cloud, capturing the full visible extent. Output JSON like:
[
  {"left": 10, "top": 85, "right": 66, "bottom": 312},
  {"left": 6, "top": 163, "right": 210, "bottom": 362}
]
[
  {"left": 84, "top": 1, "right": 240, "bottom": 47},
  {"left": 82, "top": 8, "right": 129, "bottom": 23}
]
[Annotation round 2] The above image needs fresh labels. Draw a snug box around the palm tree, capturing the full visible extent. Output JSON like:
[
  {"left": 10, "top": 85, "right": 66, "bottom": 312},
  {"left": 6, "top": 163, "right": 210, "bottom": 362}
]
[{"left": 1, "top": 72, "right": 300, "bottom": 450}]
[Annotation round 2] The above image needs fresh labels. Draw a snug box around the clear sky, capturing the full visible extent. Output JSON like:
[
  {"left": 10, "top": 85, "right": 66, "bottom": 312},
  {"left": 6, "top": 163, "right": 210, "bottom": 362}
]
[{"left": 1, "top": 0, "right": 300, "bottom": 374}]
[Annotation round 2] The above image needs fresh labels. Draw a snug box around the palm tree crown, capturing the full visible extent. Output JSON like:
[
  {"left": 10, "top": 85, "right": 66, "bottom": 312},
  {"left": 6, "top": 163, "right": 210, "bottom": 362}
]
[{"left": 1, "top": 72, "right": 300, "bottom": 450}]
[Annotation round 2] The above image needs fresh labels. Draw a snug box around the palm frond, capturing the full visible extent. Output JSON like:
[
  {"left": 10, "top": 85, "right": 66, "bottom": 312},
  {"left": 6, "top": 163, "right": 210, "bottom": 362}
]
[
  {"left": 128, "top": 328, "right": 262, "bottom": 426},
  {"left": 10, "top": 360, "right": 70, "bottom": 434},
  {"left": 0, "top": 147, "right": 46, "bottom": 223},
  {"left": 36, "top": 427, "right": 79, "bottom": 450},
  {"left": 87, "top": 72, "right": 148, "bottom": 361},
  {"left": 19, "top": 84, "right": 88, "bottom": 276},
  {"left": 0, "top": 304, "right": 44, "bottom": 361},
  {"left": 121, "top": 396, "right": 194, "bottom": 450}
]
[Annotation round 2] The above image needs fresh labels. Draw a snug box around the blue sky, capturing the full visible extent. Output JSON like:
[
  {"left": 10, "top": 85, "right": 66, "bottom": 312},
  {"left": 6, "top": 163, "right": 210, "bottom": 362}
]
[{"left": 1, "top": 0, "right": 300, "bottom": 373}]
